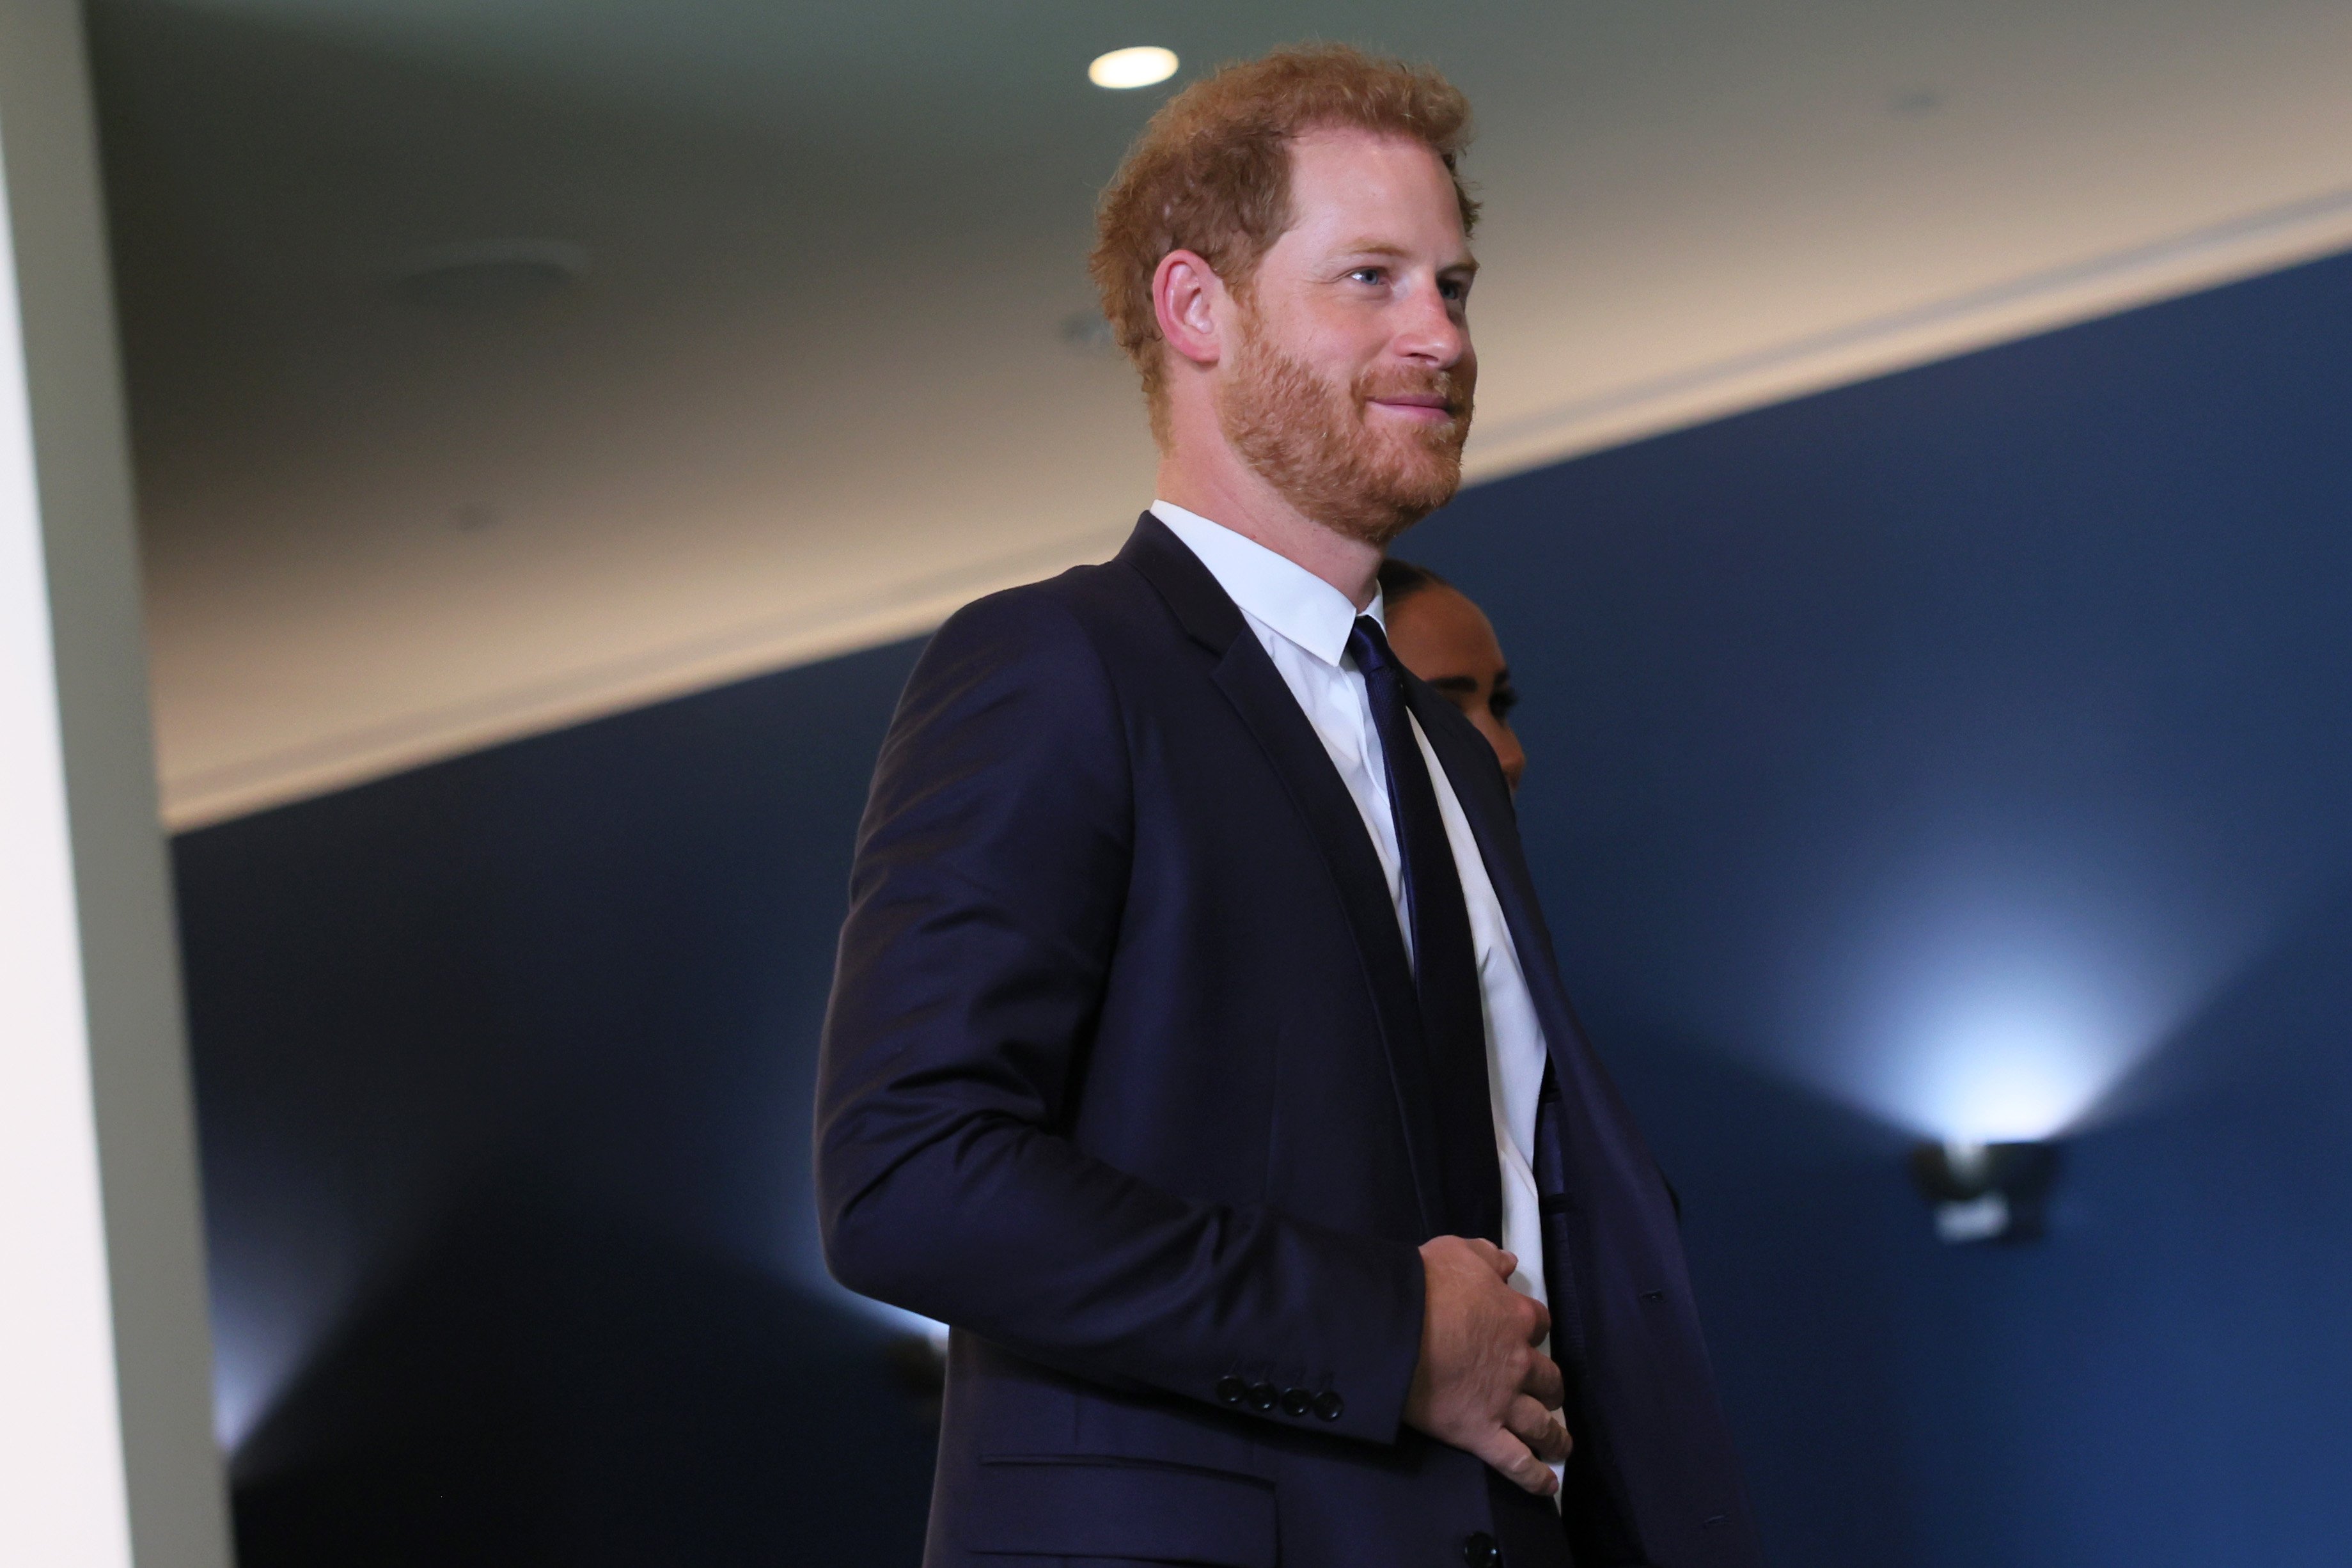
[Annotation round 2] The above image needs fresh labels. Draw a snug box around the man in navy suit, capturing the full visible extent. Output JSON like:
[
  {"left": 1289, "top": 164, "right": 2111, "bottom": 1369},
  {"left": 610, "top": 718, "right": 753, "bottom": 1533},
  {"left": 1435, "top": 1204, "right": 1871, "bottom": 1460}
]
[{"left": 817, "top": 45, "right": 1758, "bottom": 1568}]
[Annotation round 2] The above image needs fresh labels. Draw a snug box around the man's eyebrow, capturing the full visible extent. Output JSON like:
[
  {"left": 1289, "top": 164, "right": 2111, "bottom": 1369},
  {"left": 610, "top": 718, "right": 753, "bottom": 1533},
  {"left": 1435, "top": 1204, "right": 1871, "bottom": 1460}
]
[
  {"left": 1334, "top": 242, "right": 1480, "bottom": 276},
  {"left": 1426, "top": 674, "right": 1480, "bottom": 693}
]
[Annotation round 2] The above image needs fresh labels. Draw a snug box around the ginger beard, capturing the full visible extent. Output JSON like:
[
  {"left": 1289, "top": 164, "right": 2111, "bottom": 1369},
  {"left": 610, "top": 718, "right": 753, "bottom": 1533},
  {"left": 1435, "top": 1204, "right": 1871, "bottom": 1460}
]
[{"left": 1216, "top": 302, "right": 1474, "bottom": 548}]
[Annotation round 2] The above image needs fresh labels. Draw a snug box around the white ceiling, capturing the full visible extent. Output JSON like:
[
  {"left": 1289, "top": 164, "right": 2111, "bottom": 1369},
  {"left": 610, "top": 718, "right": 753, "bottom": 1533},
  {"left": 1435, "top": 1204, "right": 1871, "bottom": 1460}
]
[{"left": 90, "top": 0, "right": 2352, "bottom": 826}]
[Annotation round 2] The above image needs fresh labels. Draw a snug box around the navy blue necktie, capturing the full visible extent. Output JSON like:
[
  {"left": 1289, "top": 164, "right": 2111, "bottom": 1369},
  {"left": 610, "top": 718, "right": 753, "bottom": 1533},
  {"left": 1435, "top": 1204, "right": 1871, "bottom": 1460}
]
[{"left": 1347, "top": 615, "right": 1503, "bottom": 1242}]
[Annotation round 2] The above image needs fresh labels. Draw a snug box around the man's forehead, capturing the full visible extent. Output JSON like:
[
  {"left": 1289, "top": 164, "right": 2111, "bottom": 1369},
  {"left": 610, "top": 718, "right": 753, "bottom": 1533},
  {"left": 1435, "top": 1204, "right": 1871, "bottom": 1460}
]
[
  {"left": 1280, "top": 132, "right": 1471, "bottom": 258},
  {"left": 1287, "top": 127, "right": 1452, "bottom": 189},
  {"left": 1289, "top": 122, "right": 1429, "bottom": 157}
]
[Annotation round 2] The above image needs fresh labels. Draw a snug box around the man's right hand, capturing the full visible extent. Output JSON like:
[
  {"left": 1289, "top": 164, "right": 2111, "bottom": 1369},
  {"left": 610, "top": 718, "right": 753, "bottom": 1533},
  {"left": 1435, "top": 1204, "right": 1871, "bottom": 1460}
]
[{"left": 1403, "top": 1235, "right": 1571, "bottom": 1496}]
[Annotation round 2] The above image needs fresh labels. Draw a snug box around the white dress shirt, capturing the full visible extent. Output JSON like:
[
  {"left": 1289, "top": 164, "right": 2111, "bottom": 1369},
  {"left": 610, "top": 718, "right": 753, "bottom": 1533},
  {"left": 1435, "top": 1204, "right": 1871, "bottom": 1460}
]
[{"left": 1151, "top": 503, "right": 1560, "bottom": 1434}]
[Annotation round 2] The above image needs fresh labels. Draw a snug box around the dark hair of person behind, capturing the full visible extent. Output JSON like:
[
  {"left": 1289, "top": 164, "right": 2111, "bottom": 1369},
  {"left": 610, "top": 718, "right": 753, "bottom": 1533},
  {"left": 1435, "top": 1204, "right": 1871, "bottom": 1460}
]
[{"left": 1377, "top": 556, "right": 1451, "bottom": 608}]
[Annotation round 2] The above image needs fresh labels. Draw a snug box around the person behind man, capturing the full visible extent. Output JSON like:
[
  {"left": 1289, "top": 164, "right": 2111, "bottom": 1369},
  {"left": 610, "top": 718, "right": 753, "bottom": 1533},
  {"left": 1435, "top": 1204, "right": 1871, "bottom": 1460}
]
[
  {"left": 1379, "top": 559, "right": 1525, "bottom": 794},
  {"left": 817, "top": 45, "right": 1756, "bottom": 1568}
]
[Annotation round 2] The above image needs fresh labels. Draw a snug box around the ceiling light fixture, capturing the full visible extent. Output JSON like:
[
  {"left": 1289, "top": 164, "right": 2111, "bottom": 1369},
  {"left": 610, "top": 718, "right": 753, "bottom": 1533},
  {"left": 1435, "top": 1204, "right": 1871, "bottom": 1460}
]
[
  {"left": 388, "top": 239, "right": 588, "bottom": 312},
  {"left": 1059, "top": 310, "right": 1117, "bottom": 352},
  {"left": 1088, "top": 46, "right": 1178, "bottom": 90}
]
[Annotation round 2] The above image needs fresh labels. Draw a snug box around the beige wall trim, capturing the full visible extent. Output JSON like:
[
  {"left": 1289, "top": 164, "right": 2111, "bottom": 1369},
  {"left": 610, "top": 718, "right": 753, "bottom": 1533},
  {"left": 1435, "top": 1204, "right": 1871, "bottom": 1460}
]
[
  {"left": 162, "top": 522, "right": 1133, "bottom": 829},
  {"left": 1464, "top": 182, "right": 2352, "bottom": 481},
  {"left": 166, "top": 184, "right": 2352, "bottom": 831}
]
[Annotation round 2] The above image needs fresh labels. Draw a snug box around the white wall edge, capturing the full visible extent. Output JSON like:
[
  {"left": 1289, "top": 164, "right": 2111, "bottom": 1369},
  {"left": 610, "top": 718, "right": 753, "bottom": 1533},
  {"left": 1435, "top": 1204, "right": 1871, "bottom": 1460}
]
[
  {"left": 1, "top": 4, "right": 233, "bottom": 1566},
  {"left": 0, "top": 61, "right": 136, "bottom": 1568}
]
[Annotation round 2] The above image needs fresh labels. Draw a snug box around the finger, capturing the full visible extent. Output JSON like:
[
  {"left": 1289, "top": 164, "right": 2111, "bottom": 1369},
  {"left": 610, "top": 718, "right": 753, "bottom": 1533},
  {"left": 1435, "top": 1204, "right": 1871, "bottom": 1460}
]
[
  {"left": 1504, "top": 1395, "right": 1574, "bottom": 1464},
  {"left": 1520, "top": 1351, "right": 1565, "bottom": 1411},
  {"left": 1462, "top": 1237, "right": 1514, "bottom": 1276},
  {"left": 1471, "top": 1426, "right": 1560, "bottom": 1497},
  {"left": 1521, "top": 1293, "right": 1551, "bottom": 1346}
]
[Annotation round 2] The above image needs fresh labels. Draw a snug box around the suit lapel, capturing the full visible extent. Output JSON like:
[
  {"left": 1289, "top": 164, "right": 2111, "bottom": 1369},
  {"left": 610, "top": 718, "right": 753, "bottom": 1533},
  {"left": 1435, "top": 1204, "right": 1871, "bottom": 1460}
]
[
  {"left": 1122, "top": 516, "right": 1450, "bottom": 1239},
  {"left": 1409, "top": 683, "right": 1674, "bottom": 1232},
  {"left": 1405, "top": 685, "right": 1599, "bottom": 1093}
]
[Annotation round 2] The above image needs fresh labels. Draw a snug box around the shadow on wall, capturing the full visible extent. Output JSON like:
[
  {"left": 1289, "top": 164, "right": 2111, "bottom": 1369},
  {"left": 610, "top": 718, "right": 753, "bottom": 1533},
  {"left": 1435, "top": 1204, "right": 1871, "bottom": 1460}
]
[
  {"left": 1592, "top": 1031, "right": 1922, "bottom": 1562},
  {"left": 173, "top": 638, "right": 935, "bottom": 1564},
  {"left": 231, "top": 1179, "right": 936, "bottom": 1567}
]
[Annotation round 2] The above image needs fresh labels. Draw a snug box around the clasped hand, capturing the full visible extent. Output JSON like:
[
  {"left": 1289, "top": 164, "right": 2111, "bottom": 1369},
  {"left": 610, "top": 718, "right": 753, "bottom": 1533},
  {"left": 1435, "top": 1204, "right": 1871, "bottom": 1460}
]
[{"left": 1403, "top": 1235, "right": 1572, "bottom": 1496}]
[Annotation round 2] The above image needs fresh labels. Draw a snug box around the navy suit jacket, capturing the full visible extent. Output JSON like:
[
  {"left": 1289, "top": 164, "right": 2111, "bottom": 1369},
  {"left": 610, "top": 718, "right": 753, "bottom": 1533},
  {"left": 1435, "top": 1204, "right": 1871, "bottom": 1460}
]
[{"left": 817, "top": 516, "right": 1759, "bottom": 1567}]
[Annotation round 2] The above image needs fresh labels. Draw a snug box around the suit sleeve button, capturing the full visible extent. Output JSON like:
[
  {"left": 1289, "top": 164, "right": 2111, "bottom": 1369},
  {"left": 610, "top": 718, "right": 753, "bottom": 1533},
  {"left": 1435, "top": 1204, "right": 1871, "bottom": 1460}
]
[
  {"left": 1246, "top": 1381, "right": 1278, "bottom": 1412},
  {"left": 1462, "top": 1532, "right": 1501, "bottom": 1568},
  {"left": 1279, "top": 1387, "right": 1312, "bottom": 1417},
  {"left": 1214, "top": 1376, "right": 1246, "bottom": 1406},
  {"left": 1312, "top": 1390, "right": 1345, "bottom": 1422}
]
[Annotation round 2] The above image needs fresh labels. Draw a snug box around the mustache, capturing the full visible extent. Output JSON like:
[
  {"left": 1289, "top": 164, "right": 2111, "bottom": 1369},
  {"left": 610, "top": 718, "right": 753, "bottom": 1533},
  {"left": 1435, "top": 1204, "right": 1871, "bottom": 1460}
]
[{"left": 1354, "top": 368, "right": 1473, "bottom": 419}]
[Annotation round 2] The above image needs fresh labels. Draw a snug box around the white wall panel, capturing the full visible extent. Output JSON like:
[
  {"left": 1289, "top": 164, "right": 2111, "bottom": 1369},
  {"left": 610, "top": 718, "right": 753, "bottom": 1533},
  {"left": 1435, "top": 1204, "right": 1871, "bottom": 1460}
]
[{"left": 0, "top": 6, "right": 231, "bottom": 1565}]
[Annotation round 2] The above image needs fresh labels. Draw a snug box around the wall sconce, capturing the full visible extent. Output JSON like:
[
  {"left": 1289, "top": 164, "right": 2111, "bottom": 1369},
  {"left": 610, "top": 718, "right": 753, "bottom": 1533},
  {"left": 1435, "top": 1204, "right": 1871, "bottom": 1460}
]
[{"left": 1908, "top": 1140, "right": 2059, "bottom": 1243}]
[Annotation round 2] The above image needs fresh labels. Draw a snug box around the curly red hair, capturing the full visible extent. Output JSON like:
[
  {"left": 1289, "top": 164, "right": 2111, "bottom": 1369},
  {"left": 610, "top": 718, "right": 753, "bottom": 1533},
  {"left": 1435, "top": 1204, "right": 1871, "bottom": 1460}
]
[{"left": 1088, "top": 44, "right": 1478, "bottom": 443}]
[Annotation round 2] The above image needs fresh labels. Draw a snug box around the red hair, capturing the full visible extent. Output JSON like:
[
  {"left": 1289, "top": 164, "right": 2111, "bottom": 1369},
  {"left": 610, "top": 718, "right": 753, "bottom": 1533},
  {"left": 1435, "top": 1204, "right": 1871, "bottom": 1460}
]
[{"left": 1088, "top": 45, "right": 1477, "bottom": 441}]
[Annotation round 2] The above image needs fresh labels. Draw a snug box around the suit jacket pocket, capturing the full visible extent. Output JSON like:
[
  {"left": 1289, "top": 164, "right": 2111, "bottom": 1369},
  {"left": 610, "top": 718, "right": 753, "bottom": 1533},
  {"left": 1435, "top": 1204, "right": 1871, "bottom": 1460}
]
[{"left": 966, "top": 1457, "right": 1276, "bottom": 1567}]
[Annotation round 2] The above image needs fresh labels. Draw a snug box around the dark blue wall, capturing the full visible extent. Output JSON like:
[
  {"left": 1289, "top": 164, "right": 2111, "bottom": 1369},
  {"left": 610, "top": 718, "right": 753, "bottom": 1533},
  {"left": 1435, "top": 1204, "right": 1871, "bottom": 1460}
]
[
  {"left": 175, "top": 248, "right": 2352, "bottom": 1565},
  {"left": 176, "top": 639, "right": 935, "bottom": 1565},
  {"left": 1409, "top": 247, "right": 2352, "bottom": 1566}
]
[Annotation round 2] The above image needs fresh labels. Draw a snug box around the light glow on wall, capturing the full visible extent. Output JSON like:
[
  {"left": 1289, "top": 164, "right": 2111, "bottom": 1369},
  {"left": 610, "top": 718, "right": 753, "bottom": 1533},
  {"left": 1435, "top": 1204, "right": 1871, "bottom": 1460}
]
[
  {"left": 1886, "top": 987, "right": 2122, "bottom": 1142},
  {"left": 209, "top": 1340, "right": 283, "bottom": 1456},
  {"left": 208, "top": 1312, "right": 313, "bottom": 1459},
  {"left": 1759, "top": 854, "right": 2280, "bottom": 1145},
  {"left": 205, "top": 1251, "right": 373, "bottom": 1466},
  {"left": 1842, "top": 939, "right": 2195, "bottom": 1145}
]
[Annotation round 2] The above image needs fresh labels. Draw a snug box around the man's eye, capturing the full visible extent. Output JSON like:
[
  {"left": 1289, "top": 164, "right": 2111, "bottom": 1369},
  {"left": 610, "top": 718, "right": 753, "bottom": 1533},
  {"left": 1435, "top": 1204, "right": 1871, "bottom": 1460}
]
[
  {"left": 1491, "top": 687, "right": 1519, "bottom": 721},
  {"left": 1349, "top": 267, "right": 1387, "bottom": 285}
]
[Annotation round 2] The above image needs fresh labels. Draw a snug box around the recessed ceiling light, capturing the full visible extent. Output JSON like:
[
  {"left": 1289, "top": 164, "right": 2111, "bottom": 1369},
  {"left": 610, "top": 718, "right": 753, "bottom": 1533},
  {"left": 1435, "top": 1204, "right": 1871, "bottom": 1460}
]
[
  {"left": 388, "top": 239, "right": 588, "bottom": 312},
  {"left": 1060, "top": 309, "right": 1117, "bottom": 352},
  {"left": 1088, "top": 46, "right": 1178, "bottom": 90}
]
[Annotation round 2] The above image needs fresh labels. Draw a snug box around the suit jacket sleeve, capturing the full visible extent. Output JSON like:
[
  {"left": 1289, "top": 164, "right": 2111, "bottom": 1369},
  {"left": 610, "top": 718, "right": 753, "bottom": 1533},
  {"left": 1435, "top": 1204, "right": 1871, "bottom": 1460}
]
[{"left": 815, "top": 587, "right": 1425, "bottom": 1445}]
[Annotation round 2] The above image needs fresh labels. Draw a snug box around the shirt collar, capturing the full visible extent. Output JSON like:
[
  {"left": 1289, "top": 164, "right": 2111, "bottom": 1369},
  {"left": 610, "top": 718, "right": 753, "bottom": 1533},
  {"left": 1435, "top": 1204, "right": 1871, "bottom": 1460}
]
[{"left": 1149, "top": 499, "right": 1383, "bottom": 668}]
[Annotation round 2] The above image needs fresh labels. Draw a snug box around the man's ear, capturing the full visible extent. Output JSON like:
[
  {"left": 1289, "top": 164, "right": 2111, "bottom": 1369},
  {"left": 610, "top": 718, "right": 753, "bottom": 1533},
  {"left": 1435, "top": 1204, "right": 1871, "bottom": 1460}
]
[{"left": 1152, "top": 249, "right": 1226, "bottom": 369}]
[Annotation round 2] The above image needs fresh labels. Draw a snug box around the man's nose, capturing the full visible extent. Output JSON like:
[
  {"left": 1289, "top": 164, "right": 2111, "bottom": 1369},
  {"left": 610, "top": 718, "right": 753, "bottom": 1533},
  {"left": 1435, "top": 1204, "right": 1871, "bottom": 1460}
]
[{"left": 1395, "top": 280, "right": 1468, "bottom": 367}]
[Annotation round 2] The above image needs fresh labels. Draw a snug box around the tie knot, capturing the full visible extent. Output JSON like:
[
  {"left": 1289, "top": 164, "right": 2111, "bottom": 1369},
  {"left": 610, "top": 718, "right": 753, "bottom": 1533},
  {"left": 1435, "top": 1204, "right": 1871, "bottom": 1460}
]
[{"left": 1348, "top": 615, "right": 1397, "bottom": 677}]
